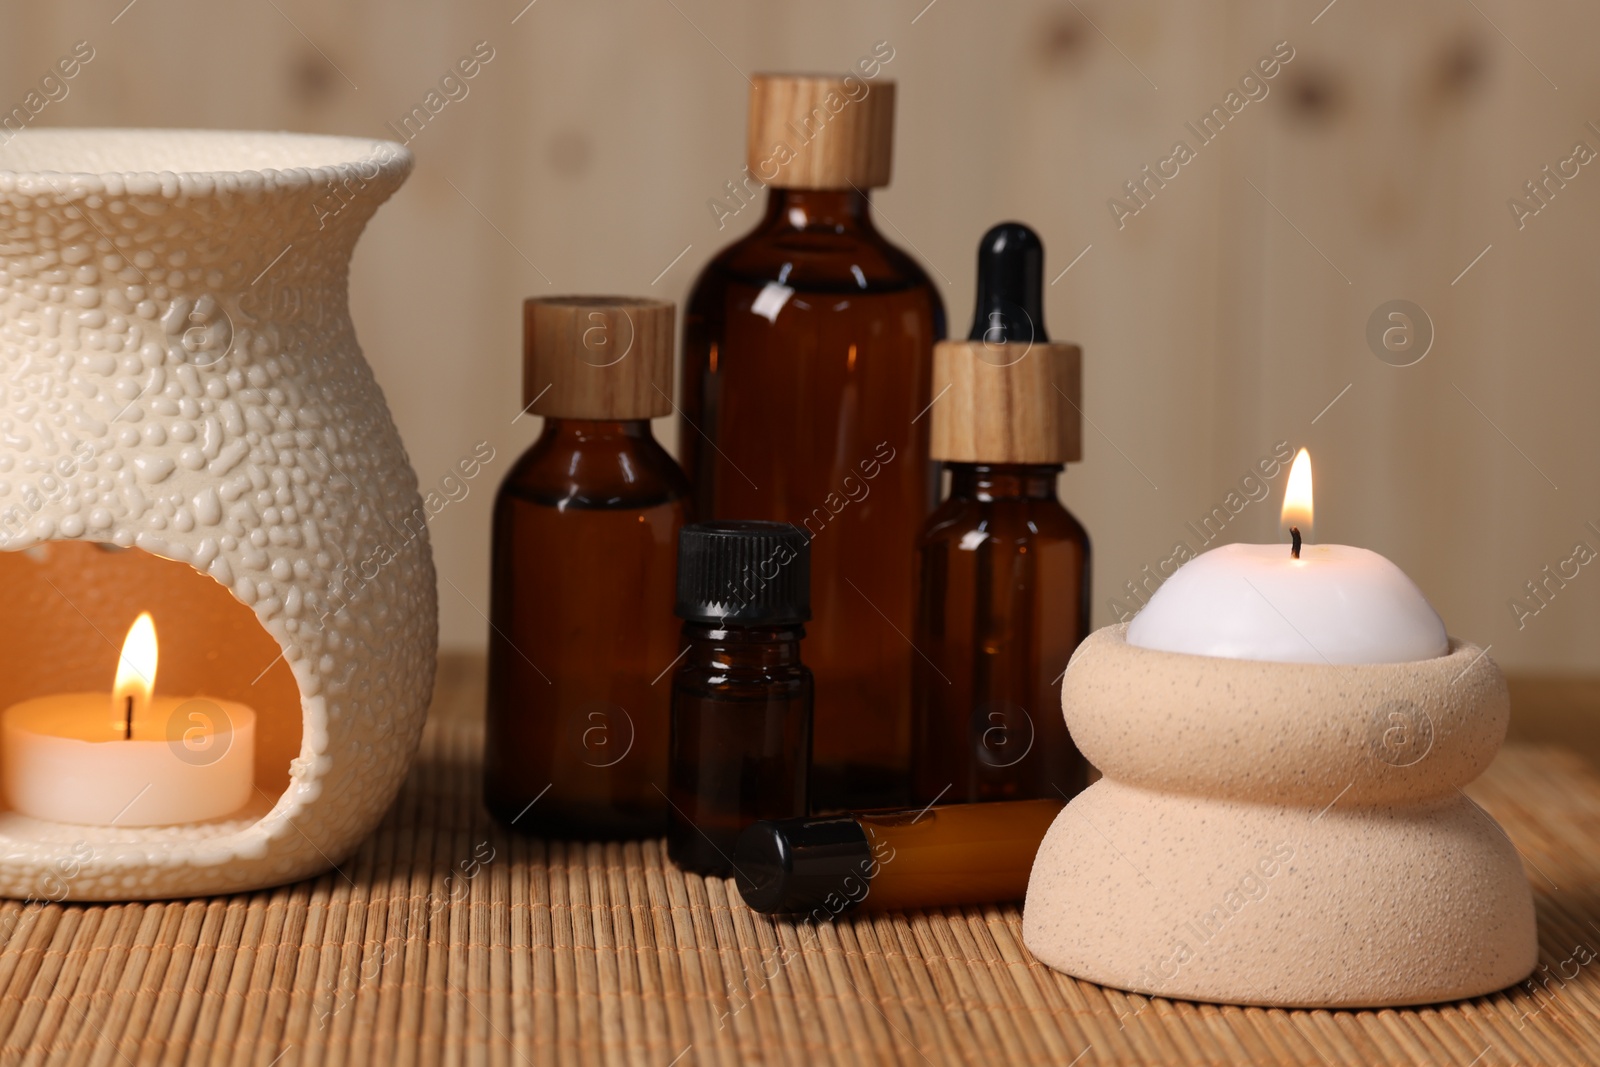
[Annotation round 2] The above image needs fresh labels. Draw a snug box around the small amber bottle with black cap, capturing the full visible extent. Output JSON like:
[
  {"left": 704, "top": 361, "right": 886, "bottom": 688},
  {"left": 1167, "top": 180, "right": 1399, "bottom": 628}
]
[
  {"left": 668, "top": 521, "right": 813, "bottom": 876},
  {"left": 485, "top": 296, "right": 691, "bottom": 839},
  {"left": 911, "top": 224, "right": 1092, "bottom": 806},
  {"left": 734, "top": 798, "right": 1062, "bottom": 915}
]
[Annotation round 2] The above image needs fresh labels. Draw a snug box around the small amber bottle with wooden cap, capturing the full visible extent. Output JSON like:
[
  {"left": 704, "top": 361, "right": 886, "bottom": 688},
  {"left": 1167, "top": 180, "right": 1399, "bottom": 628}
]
[
  {"left": 486, "top": 296, "right": 692, "bottom": 839},
  {"left": 911, "top": 224, "right": 1091, "bottom": 806},
  {"left": 681, "top": 69, "right": 945, "bottom": 813}
]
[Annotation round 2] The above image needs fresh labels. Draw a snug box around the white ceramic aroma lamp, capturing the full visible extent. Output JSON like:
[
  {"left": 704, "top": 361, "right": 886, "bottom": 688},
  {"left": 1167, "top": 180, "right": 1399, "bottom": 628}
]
[
  {"left": 1023, "top": 451, "right": 1537, "bottom": 1007},
  {"left": 0, "top": 130, "right": 435, "bottom": 900}
]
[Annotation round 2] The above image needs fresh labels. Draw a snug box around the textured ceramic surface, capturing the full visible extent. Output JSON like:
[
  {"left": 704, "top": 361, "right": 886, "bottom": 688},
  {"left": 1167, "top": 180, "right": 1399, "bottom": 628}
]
[
  {"left": 0, "top": 129, "right": 435, "bottom": 899},
  {"left": 1023, "top": 624, "right": 1537, "bottom": 1008}
]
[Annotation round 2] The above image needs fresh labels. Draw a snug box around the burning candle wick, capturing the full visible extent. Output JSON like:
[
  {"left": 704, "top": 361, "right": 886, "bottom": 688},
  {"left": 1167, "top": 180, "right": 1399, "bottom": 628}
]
[
  {"left": 1290, "top": 526, "right": 1302, "bottom": 560},
  {"left": 124, "top": 695, "right": 133, "bottom": 741}
]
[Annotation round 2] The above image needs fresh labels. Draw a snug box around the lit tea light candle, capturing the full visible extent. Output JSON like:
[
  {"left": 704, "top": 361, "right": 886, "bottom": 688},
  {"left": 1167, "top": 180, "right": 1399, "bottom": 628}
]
[
  {"left": 1, "top": 613, "right": 257, "bottom": 826},
  {"left": 1127, "top": 449, "right": 1448, "bottom": 664}
]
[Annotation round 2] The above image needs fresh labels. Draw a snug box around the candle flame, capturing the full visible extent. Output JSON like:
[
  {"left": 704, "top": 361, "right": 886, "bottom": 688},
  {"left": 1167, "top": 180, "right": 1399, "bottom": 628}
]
[
  {"left": 112, "top": 612, "right": 158, "bottom": 735},
  {"left": 1280, "top": 448, "right": 1313, "bottom": 543}
]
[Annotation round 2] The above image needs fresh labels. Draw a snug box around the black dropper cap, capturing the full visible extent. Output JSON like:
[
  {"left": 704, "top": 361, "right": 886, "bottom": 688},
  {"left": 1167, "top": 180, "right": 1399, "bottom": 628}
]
[
  {"left": 675, "top": 520, "right": 811, "bottom": 626},
  {"left": 967, "top": 222, "right": 1049, "bottom": 345},
  {"left": 734, "top": 814, "right": 874, "bottom": 915}
]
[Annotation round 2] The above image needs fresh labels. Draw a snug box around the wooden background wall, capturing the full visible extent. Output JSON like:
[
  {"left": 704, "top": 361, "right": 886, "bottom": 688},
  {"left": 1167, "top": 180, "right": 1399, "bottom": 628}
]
[{"left": 1, "top": 0, "right": 1595, "bottom": 674}]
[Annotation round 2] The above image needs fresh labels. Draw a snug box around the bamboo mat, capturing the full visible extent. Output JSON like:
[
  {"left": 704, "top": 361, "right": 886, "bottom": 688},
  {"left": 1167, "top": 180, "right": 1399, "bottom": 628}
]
[{"left": 2, "top": 657, "right": 1599, "bottom": 1065}]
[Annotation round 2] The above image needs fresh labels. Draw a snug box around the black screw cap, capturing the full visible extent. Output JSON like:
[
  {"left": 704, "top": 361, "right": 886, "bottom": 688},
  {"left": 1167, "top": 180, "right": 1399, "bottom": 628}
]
[{"left": 674, "top": 520, "right": 811, "bottom": 626}]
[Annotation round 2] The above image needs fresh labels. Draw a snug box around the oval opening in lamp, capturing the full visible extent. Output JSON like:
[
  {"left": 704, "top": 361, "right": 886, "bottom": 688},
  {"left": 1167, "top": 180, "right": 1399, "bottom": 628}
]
[{"left": 0, "top": 546, "right": 287, "bottom": 835}]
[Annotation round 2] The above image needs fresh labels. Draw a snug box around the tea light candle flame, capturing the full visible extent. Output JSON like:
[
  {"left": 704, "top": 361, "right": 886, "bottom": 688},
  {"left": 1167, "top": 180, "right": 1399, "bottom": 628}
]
[{"left": 112, "top": 612, "right": 157, "bottom": 740}]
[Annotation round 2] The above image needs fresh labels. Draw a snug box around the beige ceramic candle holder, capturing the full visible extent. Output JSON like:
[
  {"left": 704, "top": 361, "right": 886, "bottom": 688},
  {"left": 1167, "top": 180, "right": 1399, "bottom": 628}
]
[
  {"left": 0, "top": 130, "right": 434, "bottom": 900},
  {"left": 1023, "top": 624, "right": 1537, "bottom": 1008}
]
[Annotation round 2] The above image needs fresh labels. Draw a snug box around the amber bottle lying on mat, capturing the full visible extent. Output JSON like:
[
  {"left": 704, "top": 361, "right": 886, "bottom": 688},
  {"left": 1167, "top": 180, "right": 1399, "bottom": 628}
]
[{"left": 733, "top": 798, "right": 1063, "bottom": 915}]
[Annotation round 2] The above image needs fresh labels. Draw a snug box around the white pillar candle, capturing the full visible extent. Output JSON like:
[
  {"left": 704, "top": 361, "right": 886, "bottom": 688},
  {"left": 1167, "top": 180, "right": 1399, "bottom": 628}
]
[{"left": 1126, "top": 449, "right": 1448, "bottom": 665}]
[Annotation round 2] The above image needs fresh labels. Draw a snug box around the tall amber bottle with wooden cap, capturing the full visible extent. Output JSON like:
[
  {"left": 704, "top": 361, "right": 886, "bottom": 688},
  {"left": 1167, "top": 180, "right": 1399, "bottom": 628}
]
[
  {"left": 486, "top": 296, "right": 692, "bottom": 839},
  {"left": 680, "top": 68, "right": 945, "bottom": 812},
  {"left": 912, "top": 224, "right": 1091, "bottom": 805}
]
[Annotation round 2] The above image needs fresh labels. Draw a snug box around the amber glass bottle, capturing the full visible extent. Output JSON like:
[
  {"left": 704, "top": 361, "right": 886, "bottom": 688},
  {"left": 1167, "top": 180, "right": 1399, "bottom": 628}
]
[
  {"left": 734, "top": 798, "right": 1063, "bottom": 915},
  {"left": 912, "top": 224, "right": 1091, "bottom": 805},
  {"left": 486, "top": 297, "right": 690, "bottom": 839},
  {"left": 667, "top": 522, "right": 812, "bottom": 877},
  {"left": 680, "top": 74, "right": 944, "bottom": 812}
]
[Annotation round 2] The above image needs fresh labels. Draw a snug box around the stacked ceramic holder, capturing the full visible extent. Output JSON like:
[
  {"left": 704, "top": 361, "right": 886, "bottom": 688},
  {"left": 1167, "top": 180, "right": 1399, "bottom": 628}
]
[
  {"left": 0, "top": 129, "right": 434, "bottom": 900},
  {"left": 1023, "top": 620, "right": 1538, "bottom": 1007}
]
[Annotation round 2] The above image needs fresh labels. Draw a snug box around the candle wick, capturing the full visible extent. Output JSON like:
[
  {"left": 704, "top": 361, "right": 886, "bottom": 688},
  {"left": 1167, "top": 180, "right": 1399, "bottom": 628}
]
[
  {"left": 124, "top": 695, "right": 133, "bottom": 741},
  {"left": 1290, "top": 526, "right": 1302, "bottom": 560}
]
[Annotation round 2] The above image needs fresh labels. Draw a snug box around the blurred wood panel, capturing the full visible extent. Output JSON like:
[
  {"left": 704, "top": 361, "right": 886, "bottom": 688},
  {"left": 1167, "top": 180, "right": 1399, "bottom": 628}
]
[{"left": 0, "top": 0, "right": 1595, "bottom": 690}]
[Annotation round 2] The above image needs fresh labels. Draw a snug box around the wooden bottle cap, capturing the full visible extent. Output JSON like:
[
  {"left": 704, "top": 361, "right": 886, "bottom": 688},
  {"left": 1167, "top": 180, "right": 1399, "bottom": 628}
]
[
  {"left": 930, "top": 340, "right": 1083, "bottom": 464},
  {"left": 747, "top": 74, "right": 895, "bottom": 189},
  {"left": 523, "top": 296, "right": 675, "bottom": 420}
]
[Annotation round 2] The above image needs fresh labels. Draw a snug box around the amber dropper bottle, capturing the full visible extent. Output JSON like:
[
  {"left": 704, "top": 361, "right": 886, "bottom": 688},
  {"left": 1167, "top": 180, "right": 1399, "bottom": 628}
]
[
  {"left": 911, "top": 224, "right": 1092, "bottom": 806},
  {"left": 668, "top": 521, "right": 813, "bottom": 877},
  {"left": 733, "top": 798, "right": 1063, "bottom": 915},
  {"left": 680, "top": 73, "right": 945, "bottom": 813},
  {"left": 485, "top": 297, "right": 691, "bottom": 839}
]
